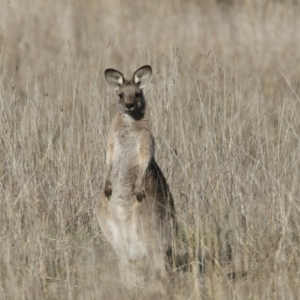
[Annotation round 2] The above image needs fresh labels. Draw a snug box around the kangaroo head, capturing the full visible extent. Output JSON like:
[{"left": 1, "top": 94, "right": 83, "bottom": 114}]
[{"left": 105, "top": 65, "right": 152, "bottom": 119}]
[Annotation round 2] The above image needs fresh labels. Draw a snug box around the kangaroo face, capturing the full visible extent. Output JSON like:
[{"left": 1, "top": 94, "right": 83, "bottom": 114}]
[
  {"left": 116, "top": 82, "right": 145, "bottom": 116},
  {"left": 105, "top": 65, "right": 152, "bottom": 119}
]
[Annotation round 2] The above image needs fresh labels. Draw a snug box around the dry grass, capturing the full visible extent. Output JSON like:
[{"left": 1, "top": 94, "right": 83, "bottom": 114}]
[{"left": 1, "top": 0, "right": 300, "bottom": 299}]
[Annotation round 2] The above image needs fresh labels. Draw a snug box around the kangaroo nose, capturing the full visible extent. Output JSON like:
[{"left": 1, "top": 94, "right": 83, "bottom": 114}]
[{"left": 125, "top": 103, "right": 134, "bottom": 110}]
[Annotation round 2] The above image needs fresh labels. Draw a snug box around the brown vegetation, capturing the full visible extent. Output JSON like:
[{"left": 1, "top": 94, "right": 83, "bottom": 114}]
[{"left": 1, "top": 0, "right": 300, "bottom": 299}]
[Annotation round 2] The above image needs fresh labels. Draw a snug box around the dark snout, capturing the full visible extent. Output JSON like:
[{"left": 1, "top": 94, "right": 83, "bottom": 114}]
[{"left": 125, "top": 102, "right": 135, "bottom": 111}]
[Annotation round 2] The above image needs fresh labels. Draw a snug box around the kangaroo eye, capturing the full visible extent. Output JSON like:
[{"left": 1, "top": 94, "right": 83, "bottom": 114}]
[
  {"left": 135, "top": 92, "right": 141, "bottom": 98},
  {"left": 119, "top": 93, "right": 124, "bottom": 99}
]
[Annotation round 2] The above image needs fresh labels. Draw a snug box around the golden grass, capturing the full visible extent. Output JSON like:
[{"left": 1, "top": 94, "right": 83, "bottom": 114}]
[{"left": 1, "top": 0, "right": 300, "bottom": 299}]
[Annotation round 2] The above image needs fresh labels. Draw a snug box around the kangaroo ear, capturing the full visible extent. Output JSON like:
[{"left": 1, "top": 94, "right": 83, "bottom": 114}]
[
  {"left": 133, "top": 65, "right": 152, "bottom": 89},
  {"left": 105, "top": 69, "right": 125, "bottom": 90}
]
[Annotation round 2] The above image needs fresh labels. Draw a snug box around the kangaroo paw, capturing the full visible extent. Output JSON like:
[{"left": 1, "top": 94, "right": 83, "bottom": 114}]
[{"left": 104, "top": 181, "right": 112, "bottom": 199}]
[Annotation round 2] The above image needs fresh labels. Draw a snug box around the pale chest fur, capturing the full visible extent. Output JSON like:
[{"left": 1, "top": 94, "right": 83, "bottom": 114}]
[
  {"left": 114, "top": 121, "right": 139, "bottom": 162},
  {"left": 108, "top": 114, "right": 152, "bottom": 197}
]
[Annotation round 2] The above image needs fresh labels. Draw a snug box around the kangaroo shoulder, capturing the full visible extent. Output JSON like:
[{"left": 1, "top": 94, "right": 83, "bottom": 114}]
[{"left": 110, "top": 113, "right": 124, "bottom": 131}]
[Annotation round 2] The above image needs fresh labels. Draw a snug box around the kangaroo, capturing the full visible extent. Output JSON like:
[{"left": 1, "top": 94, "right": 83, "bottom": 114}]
[{"left": 96, "top": 65, "right": 177, "bottom": 281}]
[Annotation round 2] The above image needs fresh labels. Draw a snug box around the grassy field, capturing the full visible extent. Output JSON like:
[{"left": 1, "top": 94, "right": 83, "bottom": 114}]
[{"left": 1, "top": 0, "right": 300, "bottom": 299}]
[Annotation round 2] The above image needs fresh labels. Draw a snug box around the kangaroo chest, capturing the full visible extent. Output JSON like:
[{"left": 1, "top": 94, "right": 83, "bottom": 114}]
[
  {"left": 116, "top": 126, "right": 138, "bottom": 153},
  {"left": 113, "top": 122, "right": 140, "bottom": 167},
  {"left": 110, "top": 122, "right": 140, "bottom": 191}
]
